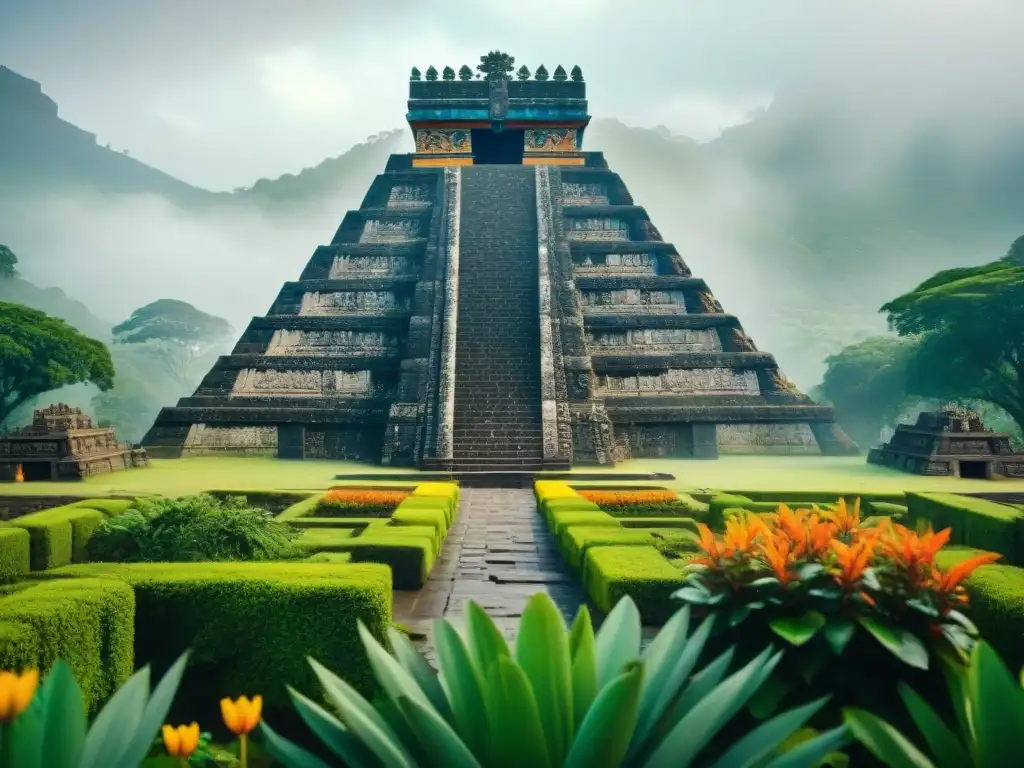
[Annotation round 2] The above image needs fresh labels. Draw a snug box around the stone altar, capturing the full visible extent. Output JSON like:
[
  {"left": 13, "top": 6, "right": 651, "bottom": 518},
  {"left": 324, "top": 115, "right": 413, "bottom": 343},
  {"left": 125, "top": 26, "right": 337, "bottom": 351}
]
[
  {"left": 0, "top": 404, "right": 149, "bottom": 481},
  {"left": 868, "top": 407, "right": 1024, "bottom": 478}
]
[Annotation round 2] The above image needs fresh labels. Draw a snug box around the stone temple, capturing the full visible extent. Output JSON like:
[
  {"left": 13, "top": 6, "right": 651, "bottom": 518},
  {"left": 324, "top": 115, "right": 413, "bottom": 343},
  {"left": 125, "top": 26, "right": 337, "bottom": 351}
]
[{"left": 143, "top": 54, "right": 857, "bottom": 470}]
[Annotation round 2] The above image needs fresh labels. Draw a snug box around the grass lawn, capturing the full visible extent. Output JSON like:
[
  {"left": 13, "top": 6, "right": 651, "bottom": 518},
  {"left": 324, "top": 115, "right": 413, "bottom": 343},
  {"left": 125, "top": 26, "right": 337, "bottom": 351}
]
[{"left": 3, "top": 455, "right": 1024, "bottom": 499}]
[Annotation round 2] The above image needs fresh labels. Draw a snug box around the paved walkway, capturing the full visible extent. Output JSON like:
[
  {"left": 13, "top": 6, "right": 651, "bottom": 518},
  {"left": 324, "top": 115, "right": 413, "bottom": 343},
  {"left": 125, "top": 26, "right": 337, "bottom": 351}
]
[{"left": 393, "top": 488, "right": 589, "bottom": 665}]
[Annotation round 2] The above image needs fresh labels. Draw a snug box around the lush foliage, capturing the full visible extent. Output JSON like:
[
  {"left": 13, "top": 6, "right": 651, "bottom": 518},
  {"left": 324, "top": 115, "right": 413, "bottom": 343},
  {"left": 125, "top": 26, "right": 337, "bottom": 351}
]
[
  {"left": 674, "top": 500, "right": 1000, "bottom": 720},
  {"left": 0, "top": 653, "right": 188, "bottom": 768},
  {"left": 844, "top": 641, "right": 1024, "bottom": 766},
  {"left": 881, "top": 238, "right": 1024, "bottom": 431},
  {"left": 112, "top": 299, "right": 233, "bottom": 388},
  {"left": 0, "top": 244, "right": 17, "bottom": 280},
  {"left": 261, "top": 593, "right": 851, "bottom": 767},
  {"left": 314, "top": 489, "right": 410, "bottom": 517},
  {"left": 0, "top": 301, "right": 114, "bottom": 426},
  {"left": 578, "top": 489, "right": 691, "bottom": 518},
  {"left": 86, "top": 494, "right": 300, "bottom": 563}
]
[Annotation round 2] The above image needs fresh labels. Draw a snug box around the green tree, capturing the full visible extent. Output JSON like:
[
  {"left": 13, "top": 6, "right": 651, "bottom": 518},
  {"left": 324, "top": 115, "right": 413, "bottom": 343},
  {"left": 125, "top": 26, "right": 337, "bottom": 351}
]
[
  {"left": 458, "top": 65, "right": 473, "bottom": 81},
  {"left": 441, "top": 65, "right": 455, "bottom": 81},
  {"left": 0, "top": 302, "right": 114, "bottom": 426},
  {"left": 0, "top": 245, "right": 17, "bottom": 280},
  {"left": 112, "top": 299, "right": 233, "bottom": 388},
  {"left": 819, "top": 335, "right": 921, "bottom": 447},
  {"left": 882, "top": 237, "right": 1024, "bottom": 430},
  {"left": 477, "top": 50, "right": 515, "bottom": 81}
]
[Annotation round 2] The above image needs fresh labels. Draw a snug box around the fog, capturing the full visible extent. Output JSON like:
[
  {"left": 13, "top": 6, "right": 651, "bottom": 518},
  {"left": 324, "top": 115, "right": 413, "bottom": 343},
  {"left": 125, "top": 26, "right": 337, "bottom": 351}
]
[{"left": 2, "top": 0, "right": 1024, "bottom": 387}]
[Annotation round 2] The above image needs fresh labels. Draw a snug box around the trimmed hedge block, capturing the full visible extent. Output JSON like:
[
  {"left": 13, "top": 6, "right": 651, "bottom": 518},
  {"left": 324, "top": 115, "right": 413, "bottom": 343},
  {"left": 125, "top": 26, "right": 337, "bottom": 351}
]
[
  {"left": 276, "top": 495, "right": 321, "bottom": 521},
  {"left": 46, "top": 562, "right": 391, "bottom": 704},
  {"left": 289, "top": 517, "right": 390, "bottom": 530},
  {"left": 541, "top": 497, "right": 600, "bottom": 522},
  {"left": 560, "top": 526, "right": 652, "bottom": 568},
  {"left": 733, "top": 490, "right": 906, "bottom": 505},
  {"left": 11, "top": 508, "right": 75, "bottom": 570},
  {"left": 392, "top": 504, "right": 449, "bottom": 538},
  {"left": 583, "top": 545, "right": 687, "bottom": 624},
  {"left": 68, "top": 498, "right": 136, "bottom": 517},
  {"left": 305, "top": 552, "right": 353, "bottom": 564},
  {"left": 618, "top": 517, "right": 698, "bottom": 530},
  {"left": 908, "top": 492, "right": 1023, "bottom": 565},
  {"left": 550, "top": 509, "right": 620, "bottom": 536},
  {"left": 0, "top": 528, "right": 30, "bottom": 582},
  {"left": 707, "top": 494, "right": 752, "bottom": 526},
  {"left": 340, "top": 538, "right": 435, "bottom": 589},
  {"left": 0, "top": 578, "right": 134, "bottom": 711}
]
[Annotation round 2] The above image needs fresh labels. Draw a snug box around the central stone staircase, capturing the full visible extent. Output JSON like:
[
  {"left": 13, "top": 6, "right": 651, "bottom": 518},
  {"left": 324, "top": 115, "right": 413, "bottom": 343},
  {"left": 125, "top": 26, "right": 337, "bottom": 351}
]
[{"left": 449, "top": 166, "right": 547, "bottom": 471}]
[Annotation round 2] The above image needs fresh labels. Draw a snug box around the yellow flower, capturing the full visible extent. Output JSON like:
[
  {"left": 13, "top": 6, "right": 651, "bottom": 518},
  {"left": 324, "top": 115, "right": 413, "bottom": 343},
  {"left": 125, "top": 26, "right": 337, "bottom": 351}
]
[
  {"left": 221, "top": 695, "right": 262, "bottom": 735},
  {"left": 162, "top": 722, "right": 201, "bottom": 758},
  {"left": 0, "top": 669, "right": 38, "bottom": 722}
]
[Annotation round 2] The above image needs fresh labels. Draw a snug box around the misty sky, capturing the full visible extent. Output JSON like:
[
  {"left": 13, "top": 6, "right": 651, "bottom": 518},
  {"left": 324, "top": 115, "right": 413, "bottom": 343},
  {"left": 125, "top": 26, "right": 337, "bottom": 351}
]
[{"left": 4, "top": 0, "right": 1022, "bottom": 190}]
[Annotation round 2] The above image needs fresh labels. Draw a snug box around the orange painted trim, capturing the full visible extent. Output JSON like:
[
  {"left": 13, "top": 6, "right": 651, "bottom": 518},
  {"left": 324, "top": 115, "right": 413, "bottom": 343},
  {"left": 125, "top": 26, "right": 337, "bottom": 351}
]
[
  {"left": 523, "top": 156, "right": 586, "bottom": 166},
  {"left": 412, "top": 156, "right": 474, "bottom": 167}
]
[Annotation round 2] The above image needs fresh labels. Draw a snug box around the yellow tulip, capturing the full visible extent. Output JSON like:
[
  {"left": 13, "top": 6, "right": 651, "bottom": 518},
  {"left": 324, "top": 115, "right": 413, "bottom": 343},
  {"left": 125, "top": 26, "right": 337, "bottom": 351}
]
[
  {"left": 220, "top": 695, "right": 262, "bottom": 735},
  {"left": 0, "top": 669, "right": 38, "bottom": 722},
  {"left": 162, "top": 722, "right": 201, "bottom": 757}
]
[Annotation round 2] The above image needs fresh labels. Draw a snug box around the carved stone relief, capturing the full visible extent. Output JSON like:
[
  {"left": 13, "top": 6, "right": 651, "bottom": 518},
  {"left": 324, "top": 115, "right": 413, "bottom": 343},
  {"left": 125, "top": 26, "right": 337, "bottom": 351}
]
[
  {"left": 414, "top": 129, "right": 471, "bottom": 154},
  {"left": 562, "top": 182, "right": 608, "bottom": 204},
  {"left": 580, "top": 289, "right": 687, "bottom": 308},
  {"left": 183, "top": 425, "right": 278, "bottom": 452},
  {"left": 386, "top": 184, "right": 432, "bottom": 207},
  {"left": 585, "top": 328, "right": 722, "bottom": 351},
  {"left": 717, "top": 424, "right": 821, "bottom": 454},
  {"left": 599, "top": 367, "right": 760, "bottom": 395},
  {"left": 695, "top": 291, "right": 724, "bottom": 314},
  {"left": 328, "top": 254, "right": 411, "bottom": 277},
  {"left": 231, "top": 368, "right": 371, "bottom": 397},
  {"left": 524, "top": 128, "right": 578, "bottom": 152},
  {"left": 359, "top": 219, "right": 420, "bottom": 243},
  {"left": 299, "top": 291, "right": 408, "bottom": 314},
  {"left": 566, "top": 218, "right": 630, "bottom": 241},
  {"left": 264, "top": 330, "right": 397, "bottom": 356},
  {"left": 574, "top": 252, "right": 656, "bottom": 276}
]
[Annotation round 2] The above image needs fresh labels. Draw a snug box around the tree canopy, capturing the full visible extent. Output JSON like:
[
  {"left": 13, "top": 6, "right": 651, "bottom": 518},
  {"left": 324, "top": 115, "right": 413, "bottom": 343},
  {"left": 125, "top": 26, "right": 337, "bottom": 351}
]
[
  {"left": 112, "top": 299, "right": 232, "bottom": 388},
  {"left": 0, "top": 245, "right": 17, "bottom": 280},
  {"left": 477, "top": 51, "right": 515, "bottom": 82},
  {"left": 0, "top": 301, "right": 114, "bottom": 426},
  {"left": 881, "top": 242, "right": 1024, "bottom": 429}
]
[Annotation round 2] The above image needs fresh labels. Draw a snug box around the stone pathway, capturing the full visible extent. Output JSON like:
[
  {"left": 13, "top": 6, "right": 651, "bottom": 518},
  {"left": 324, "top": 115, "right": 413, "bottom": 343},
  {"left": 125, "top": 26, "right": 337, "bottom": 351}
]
[{"left": 392, "top": 488, "right": 589, "bottom": 665}]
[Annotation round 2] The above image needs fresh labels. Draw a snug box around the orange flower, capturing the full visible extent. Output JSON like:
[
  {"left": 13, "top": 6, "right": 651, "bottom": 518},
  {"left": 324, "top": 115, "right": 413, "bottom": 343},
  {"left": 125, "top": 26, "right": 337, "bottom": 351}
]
[
  {"left": 0, "top": 669, "right": 38, "bottom": 722},
  {"left": 761, "top": 533, "right": 799, "bottom": 586},
  {"left": 221, "top": 695, "right": 262, "bottom": 736},
  {"left": 163, "top": 722, "right": 201, "bottom": 758},
  {"left": 578, "top": 489, "right": 679, "bottom": 506},
  {"left": 832, "top": 538, "right": 876, "bottom": 588},
  {"left": 319, "top": 489, "right": 409, "bottom": 510},
  {"left": 824, "top": 497, "right": 862, "bottom": 538},
  {"left": 693, "top": 515, "right": 766, "bottom": 566},
  {"left": 880, "top": 523, "right": 952, "bottom": 585},
  {"left": 771, "top": 505, "right": 832, "bottom": 559},
  {"left": 932, "top": 552, "right": 1002, "bottom": 605}
]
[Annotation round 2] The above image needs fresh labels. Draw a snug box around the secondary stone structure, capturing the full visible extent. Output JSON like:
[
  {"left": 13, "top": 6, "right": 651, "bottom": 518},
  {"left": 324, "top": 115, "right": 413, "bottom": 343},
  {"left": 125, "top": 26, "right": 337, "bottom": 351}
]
[
  {"left": 143, "top": 52, "right": 856, "bottom": 468},
  {"left": 869, "top": 408, "right": 1024, "bottom": 479},
  {"left": 0, "top": 404, "right": 149, "bottom": 481}
]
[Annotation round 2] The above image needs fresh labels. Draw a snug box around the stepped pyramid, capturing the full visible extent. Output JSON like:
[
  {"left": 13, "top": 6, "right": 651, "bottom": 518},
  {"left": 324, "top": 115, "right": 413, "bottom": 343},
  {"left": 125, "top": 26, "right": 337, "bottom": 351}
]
[{"left": 143, "top": 52, "right": 858, "bottom": 469}]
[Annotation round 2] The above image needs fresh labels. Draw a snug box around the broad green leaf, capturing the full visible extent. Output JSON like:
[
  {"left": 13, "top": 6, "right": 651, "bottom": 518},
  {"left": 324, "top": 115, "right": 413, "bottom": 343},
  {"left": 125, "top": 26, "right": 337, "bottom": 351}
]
[
  {"left": 465, "top": 601, "right": 511, "bottom": 678},
  {"left": 309, "top": 656, "right": 416, "bottom": 767},
  {"left": 78, "top": 665, "right": 151, "bottom": 768},
  {"left": 673, "top": 587, "right": 712, "bottom": 604},
  {"left": 747, "top": 668, "right": 796, "bottom": 720},
  {"left": 631, "top": 616, "right": 715, "bottom": 756},
  {"left": 258, "top": 721, "right": 333, "bottom": 768},
  {"left": 822, "top": 620, "right": 856, "bottom": 656},
  {"left": 646, "top": 647, "right": 782, "bottom": 767},
  {"left": 396, "top": 694, "right": 483, "bottom": 768},
  {"left": 663, "top": 646, "right": 736, "bottom": 733},
  {"left": 515, "top": 593, "right": 574, "bottom": 764},
  {"left": 570, "top": 609, "right": 598, "bottom": 731},
  {"left": 435, "top": 619, "right": 490, "bottom": 762},
  {"left": 288, "top": 687, "right": 378, "bottom": 767},
  {"left": 388, "top": 627, "right": 455, "bottom": 724},
  {"left": 9, "top": 688, "right": 46, "bottom": 768},
  {"left": 115, "top": 651, "right": 191, "bottom": 768},
  {"left": 594, "top": 597, "right": 641, "bottom": 689},
  {"left": 843, "top": 708, "right": 936, "bottom": 768},
  {"left": 563, "top": 661, "right": 644, "bottom": 768},
  {"left": 764, "top": 725, "right": 853, "bottom": 768},
  {"left": 40, "top": 661, "right": 86, "bottom": 768},
  {"left": 769, "top": 612, "right": 826, "bottom": 647},
  {"left": 635, "top": 606, "right": 691, "bottom": 732},
  {"left": 967, "top": 642, "right": 1024, "bottom": 766},
  {"left": 710, "top": 695, "right": 830, "bottom": 768},
  {"left": 484, "top": 656, "right": 551, "bottom": 768},
  {"left": 859, "top": 618, "right": 929, "bottom": 670},
  {"left": 938, "top": 649, "right": 971, "bottom": 740},
  {"left": 898, "top": 683, "right": 969, "bottom": 768},
  {"left": 359, "top": 623, "right": 434, "bottom": 714}
]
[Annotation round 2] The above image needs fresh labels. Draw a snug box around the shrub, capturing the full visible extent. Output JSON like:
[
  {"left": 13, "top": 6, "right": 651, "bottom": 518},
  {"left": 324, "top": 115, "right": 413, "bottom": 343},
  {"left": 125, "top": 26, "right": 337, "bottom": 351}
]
[
  {"left": 86, "top": 493, "right": 301, "bottom": 563},
  {"left": 9, "top": 506, "right": 103, "bottom": 570},
  {"left": 673, "top": 499, "right": 1001, "bottom": 727},
  {"left": 583, "top": 545, "right": 687, "bottom": 623},
  {"left": 68, "top": 498, "right": 137, "bottom": 516},
  {"left": 296, "top": 527, "right": 437, "bottom": 588},
  {"left": 0, "top": 578, "right": 134, "bottom": 711},
  {"left": 577, "top": 488, "right": 692, "bottom": 517},
  {"left": 907, "top": 492, "right": 1024, "bottom": 564},
  {"left": 0, "top": 527, "right": 30, "bottom": 582},
  {"left": 261, "top": 595, "right": 851, "bottom": 767},
  {"left": 44, "top": 562, "right": 392, "bottom": 706},
  {"left": 314, "top": 488, "right": 410, "bottom": 517},
  {"left": 205, "top": 489, "right": 315, "bottom": 515},
  {"left": 560, "top": 525, "right": 652, "bottom": 568}
]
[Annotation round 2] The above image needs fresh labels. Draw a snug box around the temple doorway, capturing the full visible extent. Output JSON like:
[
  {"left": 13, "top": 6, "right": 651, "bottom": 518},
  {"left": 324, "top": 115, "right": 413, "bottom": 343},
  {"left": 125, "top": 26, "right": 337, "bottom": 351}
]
[
  {"left": 959, "top": 460, "right": 989, "bottom": 479},
  {"left": 471, "top": 129, "right": 525, "bottom": 164}
]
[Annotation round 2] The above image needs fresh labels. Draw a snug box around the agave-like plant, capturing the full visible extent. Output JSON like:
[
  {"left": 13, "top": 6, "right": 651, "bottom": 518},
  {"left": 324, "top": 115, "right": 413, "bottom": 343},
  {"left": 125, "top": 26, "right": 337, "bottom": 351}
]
[
  {"left": 261, "top": 594, "right": 850, "bottom": 767},
  {"left": 844, "top": 641, "right": 1024, "bottom": 766},
  {"left": 4, "top": 652, "right": 189, "bottom": 768}
]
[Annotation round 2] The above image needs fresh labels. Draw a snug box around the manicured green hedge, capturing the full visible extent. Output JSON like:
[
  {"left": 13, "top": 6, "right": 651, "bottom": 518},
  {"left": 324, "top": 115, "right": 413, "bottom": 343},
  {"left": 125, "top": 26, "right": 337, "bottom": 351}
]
[
  {"left": 392, "top": 505, "right": 448, "bottom": 540},
  {"left": 0, "top": 528, "right": 30, "bottom": 582},
  {"left": 706, "top": 494, "right": 752, "bottom": 526},
  {"left": 936, "top": 548, "right": 1024, "bottom": 672},
  {"left": 540, "top": 497, "right": 601, "bottom": 523},
  {"left": 731, "top": 490, "right": 906, "bottom": 504},
  {"left": 582, "top": 545, "right": 687, "bottom": 624},
  {"left": 68, "top": 498, "right": 137, "bottom": 517},
  {"left": 0, "top": 578, "right": 134, "bottom": 711},
  {"left": 276, "top": 495, "right": 321, "bottom": 521},
  {"left": 10, "top": 506, "right": 104, "bottom": 569},
  {"left": 305, "top": 552, "right": 353, "bottom": 564},
  {"left": 908, "top": 493, "right": 1023, "bottom": 565},
  {"left": 45, "top": 562, "right": 391, "bottom": 704},
  {"left": 618, "top": 517, "right": 699, "bottom": 530},
  {"left": 866, "top": 501, "right": 908, "bottom": 518},
  {"left": 206, "top": 490, "right": 315, "bottom": 514},
  {"left": 550, "top": 509, "right": 620, "bottom": 537},
  {"left": 560, "top": 526, "right": 652, "bottom": 568},
  {"left": 289, "top": 517, "right": 390, "bottom": 530},
  {"left": 296, "top": 526, "right": 437, "bottom": 588}
]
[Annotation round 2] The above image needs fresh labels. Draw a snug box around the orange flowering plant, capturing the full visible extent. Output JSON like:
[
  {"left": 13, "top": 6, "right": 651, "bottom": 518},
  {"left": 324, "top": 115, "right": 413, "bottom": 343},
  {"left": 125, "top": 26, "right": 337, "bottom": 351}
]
[
  {"left": 315, "top": 488, "right": 410, "bottom": 517},
  {"left": 672, "top": 499, "right": 1000, "bottom": 718},
  {"left": 578, "top": 488, "right": 690, "bottom": 516}
]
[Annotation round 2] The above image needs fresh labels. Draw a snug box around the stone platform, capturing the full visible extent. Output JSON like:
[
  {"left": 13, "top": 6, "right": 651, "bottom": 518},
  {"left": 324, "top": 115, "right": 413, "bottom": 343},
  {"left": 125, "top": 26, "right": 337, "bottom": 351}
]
[{"left": 332, "top": 470, "right": 675, "bottom": 488}]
